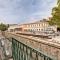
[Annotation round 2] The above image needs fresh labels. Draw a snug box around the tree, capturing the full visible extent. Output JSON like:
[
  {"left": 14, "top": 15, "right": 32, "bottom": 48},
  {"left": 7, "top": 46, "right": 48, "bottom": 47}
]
[
  {"left": 0, "top": 23, "right": 9, "bottom": 31},
  {"left": 49, "top": 0, "right": 60, "bottom": 27}
]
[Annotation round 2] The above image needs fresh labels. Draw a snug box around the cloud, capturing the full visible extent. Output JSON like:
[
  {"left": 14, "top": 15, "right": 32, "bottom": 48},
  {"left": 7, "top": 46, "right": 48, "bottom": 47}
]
[{"left": 0, "top": 0, "right": 57, "bottom": 24}]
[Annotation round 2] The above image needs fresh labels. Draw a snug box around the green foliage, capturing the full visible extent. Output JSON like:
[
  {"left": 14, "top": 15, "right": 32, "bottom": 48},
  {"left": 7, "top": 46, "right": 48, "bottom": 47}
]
[
  {"left": 0, "top": 23, "right": 9, "bottom": 31},
  {"left": 49, "top": 0, "right": 60, "bottom": 27}
]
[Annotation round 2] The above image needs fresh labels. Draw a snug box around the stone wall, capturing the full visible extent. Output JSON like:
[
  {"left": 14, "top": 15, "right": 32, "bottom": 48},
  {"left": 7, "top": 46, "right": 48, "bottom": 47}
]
[{"left": 4, "top": 32, "right": 60, "bottom": 60}]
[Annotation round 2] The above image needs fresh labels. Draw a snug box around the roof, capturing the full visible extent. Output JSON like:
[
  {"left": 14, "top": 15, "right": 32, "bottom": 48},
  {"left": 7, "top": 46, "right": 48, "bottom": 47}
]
[{"left": 22, "top": 19, "right": 49, "bottom": 25}]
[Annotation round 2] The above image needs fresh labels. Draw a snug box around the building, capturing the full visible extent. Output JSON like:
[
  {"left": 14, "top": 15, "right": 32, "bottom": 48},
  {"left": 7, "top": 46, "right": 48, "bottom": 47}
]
[
  {"left": 22, "top": 19, "right": 49, "bottom": 32},
  {"left": 8, "top": 24, "right": 25, "bottom": 33},
  {"left": 8, "top": 19, "right": 57, "bottom": 33}
]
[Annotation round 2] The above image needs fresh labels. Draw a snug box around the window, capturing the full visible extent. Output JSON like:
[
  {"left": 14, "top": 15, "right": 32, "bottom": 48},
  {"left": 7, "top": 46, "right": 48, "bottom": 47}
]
[
  {"left": 39, "top": 29, "right": 40, "bottom": 31},
  {"left": 37, "top": 29, "right": 38, "bottom": 31},
  {"left": 41, "top": 29, "right": 43, "bottom": 31},
  {"left": 39, "top": 24, "right": 40, "bottom": 26}
]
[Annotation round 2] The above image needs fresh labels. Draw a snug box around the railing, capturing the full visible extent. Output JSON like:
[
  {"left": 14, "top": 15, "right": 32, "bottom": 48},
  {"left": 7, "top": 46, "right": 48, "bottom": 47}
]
[{"left": 12, "top": 38, "right": 53, "bottom": 60}]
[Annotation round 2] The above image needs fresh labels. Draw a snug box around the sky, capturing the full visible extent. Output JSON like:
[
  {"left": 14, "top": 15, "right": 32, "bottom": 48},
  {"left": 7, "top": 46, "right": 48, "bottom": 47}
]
[{"left": 0, "top": 0, "right": 57, "bottom": 24}]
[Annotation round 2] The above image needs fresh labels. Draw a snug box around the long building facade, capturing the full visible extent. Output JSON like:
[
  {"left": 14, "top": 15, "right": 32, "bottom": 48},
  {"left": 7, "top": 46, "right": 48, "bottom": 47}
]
[
  {"left": 8, "top": 19, "right": 57, "bottom": 33},
  {"left": 22, "top": 20, "right": 49, "bottom": 32}
]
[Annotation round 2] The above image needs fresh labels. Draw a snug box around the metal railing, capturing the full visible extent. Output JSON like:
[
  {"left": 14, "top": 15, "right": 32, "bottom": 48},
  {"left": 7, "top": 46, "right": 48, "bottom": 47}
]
[{"left": 12, "top": 38, "right": 54, "bottom": 60}]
